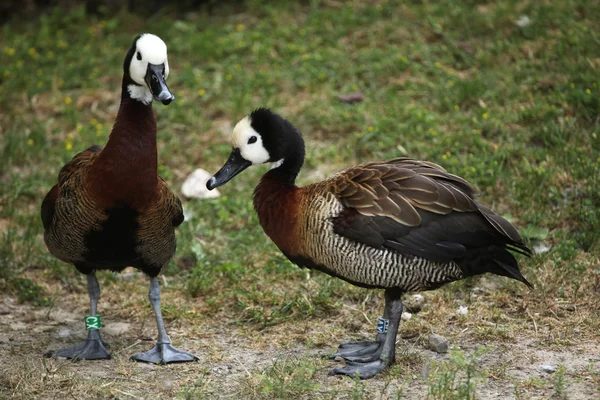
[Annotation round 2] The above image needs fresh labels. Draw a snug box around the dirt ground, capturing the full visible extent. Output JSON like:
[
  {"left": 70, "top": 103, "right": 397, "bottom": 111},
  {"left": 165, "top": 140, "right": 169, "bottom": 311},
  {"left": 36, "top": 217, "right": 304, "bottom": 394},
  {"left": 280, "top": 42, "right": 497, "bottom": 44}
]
[{"left": 1, "top": 273, "right": 599, "bottom": 400}]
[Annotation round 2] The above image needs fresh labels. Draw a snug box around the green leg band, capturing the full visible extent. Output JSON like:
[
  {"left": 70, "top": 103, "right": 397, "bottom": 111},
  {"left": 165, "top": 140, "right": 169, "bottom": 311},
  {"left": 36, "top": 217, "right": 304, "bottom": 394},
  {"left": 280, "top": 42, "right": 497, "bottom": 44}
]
[{"left": 85, "top": 315, "right": 102, "bottom": 330}]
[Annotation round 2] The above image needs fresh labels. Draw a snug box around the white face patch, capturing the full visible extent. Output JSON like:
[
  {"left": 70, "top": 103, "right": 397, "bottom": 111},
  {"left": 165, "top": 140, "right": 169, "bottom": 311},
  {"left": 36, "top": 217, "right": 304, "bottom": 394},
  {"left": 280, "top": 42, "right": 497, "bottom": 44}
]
[
  {"left": 128, "top": 34, "right": 169, "bottom": 104},
  {"left": 232, "top": 116, "right": 270, "bottom": 165}
]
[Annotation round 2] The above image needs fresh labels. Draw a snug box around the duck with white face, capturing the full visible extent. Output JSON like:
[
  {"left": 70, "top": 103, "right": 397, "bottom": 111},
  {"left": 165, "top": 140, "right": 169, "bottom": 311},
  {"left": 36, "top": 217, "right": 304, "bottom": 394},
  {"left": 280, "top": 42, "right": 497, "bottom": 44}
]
[
  {"left": 125, "top": 33, "right": 174, "bottom": 105},
  {"left": 42, "top": 33, "right": 198, "bottom": 365},
  {"left": 207, "top": 108, "right": 532, "bottom": 379}
]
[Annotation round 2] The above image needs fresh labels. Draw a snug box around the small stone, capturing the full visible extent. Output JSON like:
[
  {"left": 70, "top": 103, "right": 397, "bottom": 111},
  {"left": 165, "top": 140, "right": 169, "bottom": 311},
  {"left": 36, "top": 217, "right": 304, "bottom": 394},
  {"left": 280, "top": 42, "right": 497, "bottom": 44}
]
[
  {"left": 57, "top": 328, "right": 72, "bottom": 338},
  {"left": 515, "top": 15, "right": 531, "bottom": 27},
  {"left": 533, "top": 243, "right": 551, "bottom": 254},
  {"left": 401, "top": 312, "right": 412, "bottom": 321},
  {"left": 337, "top": 92, "right": 364, "bottom": 104},
  {"left": 540, "top": 365, "right": 557, "bottom": 373},
  {"left": 404, "top": 294, "right": 425, "bottom": 313},
  {"left": 181, "top": 169, "right": 221, "bottom": 200},
  {"left": 212, "top": 365, "right": 230, "bottom": 374},
  {"left": 103, "top": 322, "right": 131, "bottom": 336},
  {"left": 428, "top": 334, "right": 448, "bottom": 353},
  {"left": 457, "top": 306, "right": 468, "bottom": 315}
]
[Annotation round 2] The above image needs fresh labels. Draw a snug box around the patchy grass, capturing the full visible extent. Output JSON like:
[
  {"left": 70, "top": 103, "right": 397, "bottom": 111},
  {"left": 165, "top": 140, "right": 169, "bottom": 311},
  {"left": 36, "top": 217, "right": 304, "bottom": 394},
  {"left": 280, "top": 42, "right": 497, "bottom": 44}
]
[{"left": 1, "top": 0, "right": 599, "bottom": 399}]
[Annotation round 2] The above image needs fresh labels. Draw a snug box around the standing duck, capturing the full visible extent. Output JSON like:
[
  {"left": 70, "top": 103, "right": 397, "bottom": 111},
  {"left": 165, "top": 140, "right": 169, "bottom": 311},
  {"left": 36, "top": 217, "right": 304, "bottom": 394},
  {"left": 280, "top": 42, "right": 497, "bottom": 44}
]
[
  {"left": 41, "top": 34, "right": 197, "bottom": 364},
  {"left": 206, "top": 108, "right": 532, "bottom": 379}
]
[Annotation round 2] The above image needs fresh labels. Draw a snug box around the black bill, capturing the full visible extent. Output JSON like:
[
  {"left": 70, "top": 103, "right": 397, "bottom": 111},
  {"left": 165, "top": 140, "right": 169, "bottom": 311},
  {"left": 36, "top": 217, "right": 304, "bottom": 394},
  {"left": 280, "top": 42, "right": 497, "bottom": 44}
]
[{"left": 206, "top": 148, "right": 252, "bottom": 190}]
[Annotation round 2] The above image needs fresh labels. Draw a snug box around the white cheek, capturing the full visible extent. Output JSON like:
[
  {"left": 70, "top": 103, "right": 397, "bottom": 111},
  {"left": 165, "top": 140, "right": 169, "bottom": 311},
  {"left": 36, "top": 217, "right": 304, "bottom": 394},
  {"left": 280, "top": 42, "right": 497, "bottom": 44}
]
[
  {"left": 129, "top": 59, "right": 147, "bottom": 86},
  {"left": 240, "top": 143, "right": 270, "bottom": 165}
]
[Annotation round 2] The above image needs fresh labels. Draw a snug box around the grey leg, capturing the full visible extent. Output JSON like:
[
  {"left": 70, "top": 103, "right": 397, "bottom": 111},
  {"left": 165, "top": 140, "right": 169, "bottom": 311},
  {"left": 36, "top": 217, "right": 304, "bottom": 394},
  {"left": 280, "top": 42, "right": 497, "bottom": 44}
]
[
  {"left": 330, "top": 288, "right": 403, "bottom": 379},
  {"left": 47, "top": 273, "right": 111, "bottom": 360},
  {"left": 330, "top": 296, "right": 393, "bottom": 361},
  {"left": 130, "top": 277, "right": 198, "bottom": 364}
]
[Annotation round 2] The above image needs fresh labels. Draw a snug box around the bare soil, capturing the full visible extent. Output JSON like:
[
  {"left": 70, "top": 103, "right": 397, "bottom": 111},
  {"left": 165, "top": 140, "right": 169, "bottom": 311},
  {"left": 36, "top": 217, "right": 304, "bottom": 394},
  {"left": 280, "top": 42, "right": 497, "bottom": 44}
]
[{"left": 1, "top": 273, "right": 598, "bottom": 399}]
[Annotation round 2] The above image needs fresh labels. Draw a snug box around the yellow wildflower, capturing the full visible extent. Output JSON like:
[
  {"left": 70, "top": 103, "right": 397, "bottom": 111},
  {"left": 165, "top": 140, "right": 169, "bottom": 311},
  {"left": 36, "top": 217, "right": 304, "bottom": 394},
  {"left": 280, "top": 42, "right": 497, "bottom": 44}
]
[
  {"left": 585, "top": 88, "right": 591, "bottom": 95},
  {"left": 482, "top": 113, "right": 488, "bottom": 119},
  {"left": 27, "top": 139, "right": 34, "bottom": 146},
  {"left": 28, "top": 47, "right": 37, "bottom": 56},
  {"left": 197, "top": 89, "right": 206, "bottom": 96},
  {"left": 64, "top": 97, "right": 72, "bottom": 105},
  {"left": 367, "top": 126, "right": 374, "bottom": 132},
  {"left": 236, "top": 24, "right": 245, "bottom": 32},
  {"left": 65, "top": 142, "right": 73, "bottom": 151},
  {"left": 5, "top": 48, "right": 15, "bottom": 56}
]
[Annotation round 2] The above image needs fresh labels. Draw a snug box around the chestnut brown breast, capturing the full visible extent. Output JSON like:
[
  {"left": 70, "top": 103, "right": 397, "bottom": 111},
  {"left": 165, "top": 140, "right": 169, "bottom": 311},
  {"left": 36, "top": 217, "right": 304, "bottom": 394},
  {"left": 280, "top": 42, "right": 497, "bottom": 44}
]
[
  {"left": 41, "top": 99, "right": 183, "bottom": 276},
  {"left": 253, "top": 176, "right": 302, "bottom": 257}
]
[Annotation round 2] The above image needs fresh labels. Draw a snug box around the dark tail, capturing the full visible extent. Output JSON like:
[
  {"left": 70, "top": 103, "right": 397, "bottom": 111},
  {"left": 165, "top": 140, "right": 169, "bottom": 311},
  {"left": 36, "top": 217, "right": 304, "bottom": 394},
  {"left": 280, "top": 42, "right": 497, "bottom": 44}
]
[{"left": 459, "top": 245, "right": 533, "bottom": 288}]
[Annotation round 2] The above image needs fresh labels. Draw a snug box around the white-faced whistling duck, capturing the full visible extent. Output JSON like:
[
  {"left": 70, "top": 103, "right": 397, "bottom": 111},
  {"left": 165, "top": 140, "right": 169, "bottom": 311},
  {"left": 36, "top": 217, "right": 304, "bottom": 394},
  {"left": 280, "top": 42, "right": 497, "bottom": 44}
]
[
  {"left": 206, "top": 108, "right": 531, "bottom": 379},
  {"left": 41, "top": 34, "right": 198, "bottom": 364}
]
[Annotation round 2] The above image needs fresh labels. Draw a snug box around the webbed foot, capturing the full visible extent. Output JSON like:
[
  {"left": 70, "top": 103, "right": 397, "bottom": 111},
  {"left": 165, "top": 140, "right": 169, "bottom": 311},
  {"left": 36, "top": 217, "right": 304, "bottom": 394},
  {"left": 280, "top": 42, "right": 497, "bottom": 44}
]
[
  {"left": 46, "top": 338, "right": 111, "bottom": 361},
  {"left": 330, "top": 340, "right": 383, "bottom": 362},
  {"left": 131, "top": 342, "right": 198, "bottom": 365},
  {"left": 329, "top": 359, "right": 389, "bottom": 379}
]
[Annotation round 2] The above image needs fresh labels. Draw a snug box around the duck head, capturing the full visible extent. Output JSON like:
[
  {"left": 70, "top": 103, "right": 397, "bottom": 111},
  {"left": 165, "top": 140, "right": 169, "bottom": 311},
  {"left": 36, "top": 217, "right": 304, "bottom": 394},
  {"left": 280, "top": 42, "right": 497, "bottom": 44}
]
[
  {"left": 124, "top": 33, "right": 173, "bottom": 105},
  {"left": 207, "top": 108, "right": 302, "bottom": 190}
]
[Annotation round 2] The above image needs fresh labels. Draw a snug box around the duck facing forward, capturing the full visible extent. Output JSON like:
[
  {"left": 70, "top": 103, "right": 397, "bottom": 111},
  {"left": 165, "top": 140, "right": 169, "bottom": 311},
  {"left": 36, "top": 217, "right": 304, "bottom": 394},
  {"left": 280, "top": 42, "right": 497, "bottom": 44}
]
[
  {"left": 206, "top": 108, "right": 532, "bottom": 379},
  {"left": 41, "top": 34, "right": 197, "bottom": 364}
]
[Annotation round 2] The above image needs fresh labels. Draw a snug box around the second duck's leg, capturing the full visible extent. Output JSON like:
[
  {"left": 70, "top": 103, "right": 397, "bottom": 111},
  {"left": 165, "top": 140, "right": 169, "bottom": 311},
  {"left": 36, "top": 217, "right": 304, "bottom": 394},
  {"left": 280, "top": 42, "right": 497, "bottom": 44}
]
[
  {"left": 48, "top": 273, "right": 111, "bottom": 360},
  {"left": 331, "top": 290, "right": 394, "bottom": 362},
  {"left": 131, "top": 277, "right": 198, "bottom": 364},
  {"left": 330, "top": 288, "right": 403, "bottom": 379}
]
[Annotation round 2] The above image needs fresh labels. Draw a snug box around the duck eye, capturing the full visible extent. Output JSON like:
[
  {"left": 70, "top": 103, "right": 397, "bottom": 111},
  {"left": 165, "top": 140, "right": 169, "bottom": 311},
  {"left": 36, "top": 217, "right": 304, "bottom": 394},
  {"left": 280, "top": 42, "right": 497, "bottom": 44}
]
[
  {"left": 136, "top": 52, "right": 142, "bottom": 61},
  {"left": 247, "top": 136, "right": 257, "bottom": 144}
]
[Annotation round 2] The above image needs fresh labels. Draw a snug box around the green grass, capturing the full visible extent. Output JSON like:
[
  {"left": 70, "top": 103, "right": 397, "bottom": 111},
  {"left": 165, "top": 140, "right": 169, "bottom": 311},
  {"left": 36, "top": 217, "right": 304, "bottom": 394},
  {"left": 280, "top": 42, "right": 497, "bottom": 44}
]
[{"left": 1, "top": 0, "right": 599, "bottom": 398}]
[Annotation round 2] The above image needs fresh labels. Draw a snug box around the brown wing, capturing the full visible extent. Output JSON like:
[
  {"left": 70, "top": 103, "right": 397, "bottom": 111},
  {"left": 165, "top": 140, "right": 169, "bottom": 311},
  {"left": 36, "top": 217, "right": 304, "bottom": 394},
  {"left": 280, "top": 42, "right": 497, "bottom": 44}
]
[
  {"left": 158, "top": 176, "right": 184, "bottom": 227},
  {"left": 330, "top": 158, "right": 531, "bottom": 285},
  {"left": 57, "top": 145, "right": 103, "bottom": 185},
  {"left": 332, "top": 158, "right": 479, "bottom": 226},
  {"left": 41, "top": 145, "right": 103, "bottom": 231}
]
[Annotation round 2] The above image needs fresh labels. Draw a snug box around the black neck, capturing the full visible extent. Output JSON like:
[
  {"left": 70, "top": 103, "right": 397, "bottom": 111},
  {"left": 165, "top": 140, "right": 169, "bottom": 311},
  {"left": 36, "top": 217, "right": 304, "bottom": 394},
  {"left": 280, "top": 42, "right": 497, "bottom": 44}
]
[{"left": 263, "top": 132, "right": 305, "bottom": 185}]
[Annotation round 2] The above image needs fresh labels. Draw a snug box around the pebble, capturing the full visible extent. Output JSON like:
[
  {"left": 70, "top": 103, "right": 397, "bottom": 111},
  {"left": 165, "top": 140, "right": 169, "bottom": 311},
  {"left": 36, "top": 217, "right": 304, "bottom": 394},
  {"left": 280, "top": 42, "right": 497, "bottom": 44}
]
[
  {"left": 533, "top": 243, "right": 551, "bottom": 254},
  {"left": 103, "top": 322, "right": 131, "bottom": 336},
  {"left": 457, "top": 306, "right": 468, "bottom": 315},
  {"left": 540, "top": 365, "right": 557, "bottom": 373},
  {"left": 404, "top": 294, "right": 425, "bottom": 313},
  {"left": 401, "top": 312, "right": 412, "bottom": 321},
  {"left": 212, "top": 365, "right": 231, "bottom": 374},
  {"left": 515, "top": 15, "right": 531, "bottom": 28},
  {"left": 57, "top": 328, "right": 72, "bottom": 338},
  {"left": 181, "top": 169, "right": 220, "bottom": 200},
  {"left": 428, "top": 334, "right": 448, "bottom": 353}
]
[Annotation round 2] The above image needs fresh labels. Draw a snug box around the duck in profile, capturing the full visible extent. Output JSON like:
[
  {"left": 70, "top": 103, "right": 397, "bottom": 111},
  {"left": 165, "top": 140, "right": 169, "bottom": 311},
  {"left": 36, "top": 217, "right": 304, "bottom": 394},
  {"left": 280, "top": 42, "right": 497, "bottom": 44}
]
[
  {"left": 41, "top": 33, "right": 197, "bottom": 364},
  {"left": 206, "top": 108, "right": 532, "bottom": 378}
]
